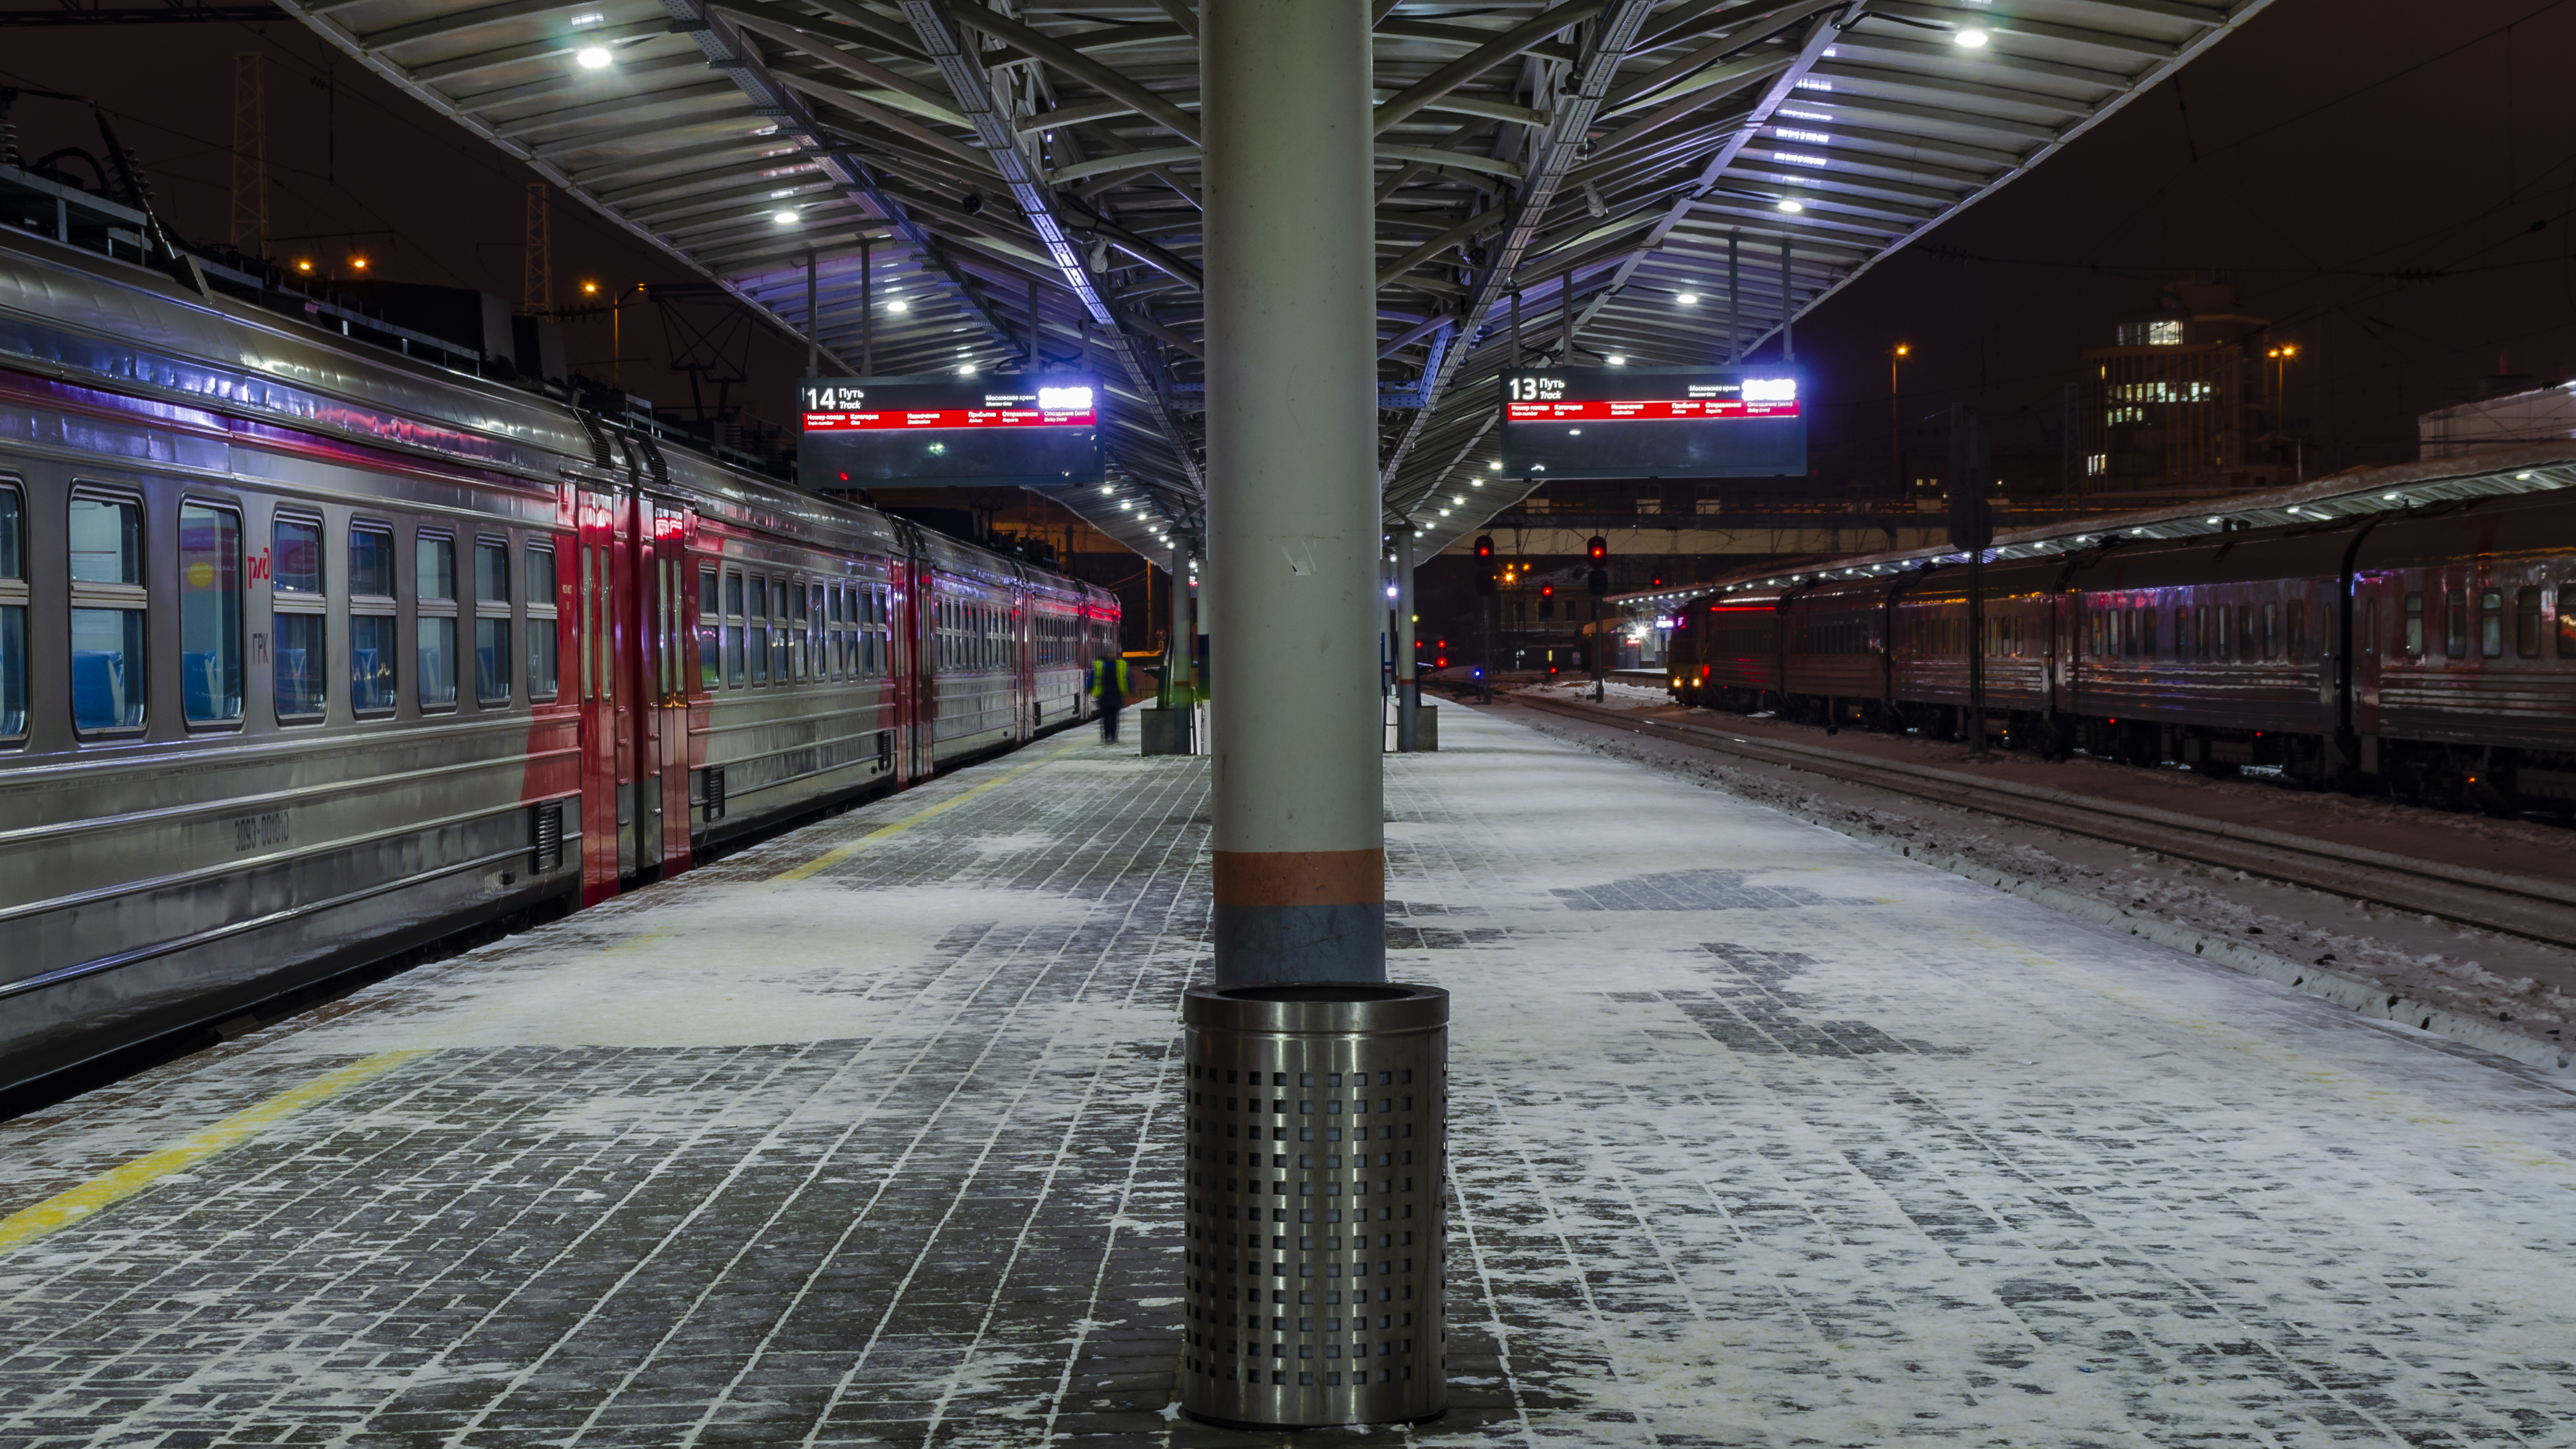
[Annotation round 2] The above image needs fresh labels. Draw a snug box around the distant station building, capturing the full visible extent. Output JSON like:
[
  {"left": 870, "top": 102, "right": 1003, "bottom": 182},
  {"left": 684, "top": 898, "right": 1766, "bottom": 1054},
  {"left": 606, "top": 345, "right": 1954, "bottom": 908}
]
[{"left": 2078, "top": 280, "right": 2296, "bottom": 495}]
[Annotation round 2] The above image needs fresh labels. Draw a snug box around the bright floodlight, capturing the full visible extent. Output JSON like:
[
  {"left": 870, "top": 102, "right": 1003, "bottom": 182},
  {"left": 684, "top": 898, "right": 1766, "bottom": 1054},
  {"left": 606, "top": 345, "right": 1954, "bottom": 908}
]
[
  {"left": 1676, "top": 292, "right": 1698, "bottom": 305},
  {"left": 1954, "top": 26, "right": 1988, "bottom": 46},
  {"left": 1742, "top": 377, "right": 1798, "bottom": 401},
  {"left": 1037, "top": 385, "right": 1094, "bottom": 411},
  {"left": 1605, "top": 354, "right": 1626, "bottom": 365},
  {"left": 576, "top": 45, "right": 612, "bottom": 68},
  {"left": 1777, "top": 198, "right": 1804, "bottom": 213},
  {"left": 885, "top": 298, "right": 910, "bottom": 314},
  {"left": 772, "top": 210, "right": 798, "bottom": 225}
]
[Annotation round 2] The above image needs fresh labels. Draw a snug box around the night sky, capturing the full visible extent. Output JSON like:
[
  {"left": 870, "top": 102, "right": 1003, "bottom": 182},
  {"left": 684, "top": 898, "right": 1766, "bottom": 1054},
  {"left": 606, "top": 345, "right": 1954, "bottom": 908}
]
[{"left": 11, "top": 0, "right": 2572, "bottom": 497}]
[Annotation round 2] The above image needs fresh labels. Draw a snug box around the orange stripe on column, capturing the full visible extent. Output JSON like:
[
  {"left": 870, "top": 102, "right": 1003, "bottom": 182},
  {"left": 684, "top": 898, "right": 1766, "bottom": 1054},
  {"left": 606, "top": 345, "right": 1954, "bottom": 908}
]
[{"left": 1212, "top": 849, "right": 1385, "bottom": 907}]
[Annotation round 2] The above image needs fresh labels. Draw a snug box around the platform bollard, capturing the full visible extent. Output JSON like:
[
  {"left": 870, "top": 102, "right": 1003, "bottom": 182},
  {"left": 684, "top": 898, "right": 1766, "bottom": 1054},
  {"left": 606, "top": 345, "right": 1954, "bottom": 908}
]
[{"left": 1178, "top": 983, "right": 1447, "bottom": 1429}]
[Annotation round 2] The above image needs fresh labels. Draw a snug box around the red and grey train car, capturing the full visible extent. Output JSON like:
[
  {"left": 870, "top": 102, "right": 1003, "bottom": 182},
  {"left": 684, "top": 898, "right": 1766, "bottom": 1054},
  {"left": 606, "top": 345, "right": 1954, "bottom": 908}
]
[
  {"left": 0, "top": 226, "right": 1117, "bottom": 1097},
  {"left": 1665, "top": 480, "right": 2576, "bottom": 810}
]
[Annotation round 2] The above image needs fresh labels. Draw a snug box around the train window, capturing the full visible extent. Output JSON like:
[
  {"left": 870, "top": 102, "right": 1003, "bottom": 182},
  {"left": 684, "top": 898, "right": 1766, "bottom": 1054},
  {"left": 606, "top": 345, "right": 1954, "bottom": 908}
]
[
  {"left": 474, "top": 539, "right": 508, "bottom": 605},
  {"left": 417, "top": 534, "right": 458, "bottom": 710},
  {"left": 2560, "top": 586, "right": 2576, "bottom": 659},
  {"left": 698, "top": 564, "right": 720, "bottom": 690},
  {"left": 2133, "top": 607, "right": 2150, "bottom": 658},
  {"left": 0, "top": 484, "right": 24, "bottom": 741},
  {"left": 526, "top": 543, "right": 559, "bottom": 702},
  {"left": 474, "top": 538, "right": 510, "bottom": 705},
  {"left": 723, "top": 568, "right": 744, "bottom": 687},
  {"left": 2363, "top": 598, "right": 2378, "bottom": 657},
  {"left": 2175, "top": 607, "right": 2192, "bottom": 658},
  {"left": 2444, "top": 590, "right": 2467, "bottom": 658},
  {"left": 747, "top": 575, "right": 769, "bottom": 685},
  {"left": 771, "top": 579, "right": 790, "bottom": 683},
  {"left": 2516, "top": 588, "right": 2542, "bottom": 658},
  {"left": 2258, "top": 601, "right": 2276, "bottom": 661},
  {"left": 178, "top": 502, "right": 245, "bottom": 726},
  {"left": 70, "top": 493, "right": 148, "bottom": 733},
  {"left": 778, "top": 572, "right": 798, "bottom": 681},
  {"left": 2480, "top": 590, "right": 2504, "bottom": 659},
  {"left": 876, "top": 585, "right": 890, "bottom": 676},
  {"left": 2237, "top": 602, "right": 2259, "bottom": 661},
  {"left": 2286, "top": 600, "right": 2306, "bottom": 661},
  {"left": 2402, "top": 592, "right": 2423, "bottom": 657},
  {"left": 809, "top": 581, "right": 826, "bottom": 680},
  {"left": 350, "top": 524, "right": 397, "bottom": 714}
]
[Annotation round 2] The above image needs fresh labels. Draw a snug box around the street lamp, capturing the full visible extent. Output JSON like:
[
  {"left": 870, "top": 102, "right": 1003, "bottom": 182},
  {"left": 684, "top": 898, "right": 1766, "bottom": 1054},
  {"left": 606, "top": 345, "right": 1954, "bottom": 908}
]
[{"left": 1890, "top": 343, "right": 1911, "bottom": 498}]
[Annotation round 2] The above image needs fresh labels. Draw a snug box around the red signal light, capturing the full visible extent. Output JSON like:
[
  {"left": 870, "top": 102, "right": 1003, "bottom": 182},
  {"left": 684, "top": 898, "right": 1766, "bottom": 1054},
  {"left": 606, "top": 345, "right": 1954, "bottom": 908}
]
[
  {"left": 1435, "top": 656, "right": 1448, "bottom": 667},
  {"left": 1540, "top": 584, "right": 1554, "bottom": 597},
  {"left": 1586, "top": 535, "right": 1607, "bottom": 562}
]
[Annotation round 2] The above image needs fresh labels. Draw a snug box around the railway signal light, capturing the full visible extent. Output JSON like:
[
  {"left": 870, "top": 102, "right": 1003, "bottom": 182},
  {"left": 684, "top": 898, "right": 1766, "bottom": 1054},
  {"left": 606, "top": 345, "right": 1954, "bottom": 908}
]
[
  {"left": 1475, "top": 535, "right": 1497, "bottom": 596},
  {"left": 1587, "top": 536, "right": 1607, "bottom": 563},
  {"left": 1539, "top": 584, "right": 1555, "bottom": 620}
]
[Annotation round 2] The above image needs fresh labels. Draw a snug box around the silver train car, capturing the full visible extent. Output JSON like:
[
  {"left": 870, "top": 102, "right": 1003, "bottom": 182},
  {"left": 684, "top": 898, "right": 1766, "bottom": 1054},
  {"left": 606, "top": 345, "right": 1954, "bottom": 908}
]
[{"left": 0, "top": 226, "right": 1119, "bottom": 1099}]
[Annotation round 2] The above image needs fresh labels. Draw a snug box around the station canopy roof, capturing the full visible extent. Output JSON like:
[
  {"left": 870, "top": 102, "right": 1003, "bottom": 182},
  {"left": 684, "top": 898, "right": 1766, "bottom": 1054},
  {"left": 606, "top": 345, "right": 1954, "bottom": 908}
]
[{"left": 281, "top": 0, "right": 2272, "bottom": 559}]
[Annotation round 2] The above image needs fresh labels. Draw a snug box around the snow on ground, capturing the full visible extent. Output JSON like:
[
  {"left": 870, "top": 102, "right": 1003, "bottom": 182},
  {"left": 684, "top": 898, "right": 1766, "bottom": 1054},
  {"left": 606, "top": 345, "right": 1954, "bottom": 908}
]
[
  {"left": 1499, "top": 695, "right": 2576, "bottom": 1058},
  {"left": 8, "top": 716, "right": 2576, "bottom": 1446}
]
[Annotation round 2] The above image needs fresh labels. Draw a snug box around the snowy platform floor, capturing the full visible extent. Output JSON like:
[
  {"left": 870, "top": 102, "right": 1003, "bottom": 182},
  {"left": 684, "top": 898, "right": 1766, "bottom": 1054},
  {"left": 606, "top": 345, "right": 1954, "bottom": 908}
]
[{"left": 6, "top": 709, "right": 2576, "bottom": 1447}]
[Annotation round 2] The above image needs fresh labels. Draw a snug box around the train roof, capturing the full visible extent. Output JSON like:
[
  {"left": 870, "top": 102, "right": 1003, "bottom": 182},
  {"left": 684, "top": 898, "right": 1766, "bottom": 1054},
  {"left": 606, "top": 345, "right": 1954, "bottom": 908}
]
[
  {"left": 0, "top": 221, "right": 1099, "bottom": 602},
  {"left": 1615, "top": 445, "right": 2576, "bottom": 611}
]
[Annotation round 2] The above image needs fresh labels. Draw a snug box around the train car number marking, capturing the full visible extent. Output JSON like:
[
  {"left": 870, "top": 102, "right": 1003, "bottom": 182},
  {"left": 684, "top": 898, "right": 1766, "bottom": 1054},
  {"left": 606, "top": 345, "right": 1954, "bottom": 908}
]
[{"left": 234, "top": 811, "right": 291, "bottom": 853}]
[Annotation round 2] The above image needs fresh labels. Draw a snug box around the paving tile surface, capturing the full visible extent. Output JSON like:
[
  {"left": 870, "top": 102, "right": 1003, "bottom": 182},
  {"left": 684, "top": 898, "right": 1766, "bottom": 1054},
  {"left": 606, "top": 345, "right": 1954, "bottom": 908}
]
[{"left": 4, "top": 711, "right": 2575, "bottom": 1446}]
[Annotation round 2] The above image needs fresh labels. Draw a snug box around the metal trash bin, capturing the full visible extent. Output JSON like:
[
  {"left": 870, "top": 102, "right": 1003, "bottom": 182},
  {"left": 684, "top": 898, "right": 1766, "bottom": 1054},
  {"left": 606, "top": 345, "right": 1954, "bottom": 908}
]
[{"left": 1179, "top": 983, "right": 1447, "bottom": 1429}]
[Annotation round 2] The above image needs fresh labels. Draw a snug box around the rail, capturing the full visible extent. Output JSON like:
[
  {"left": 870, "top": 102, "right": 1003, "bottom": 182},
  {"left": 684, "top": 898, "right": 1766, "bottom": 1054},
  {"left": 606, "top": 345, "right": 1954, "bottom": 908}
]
[{"left": 1508, "top": 692, "right": 2576, "bottom": 951}]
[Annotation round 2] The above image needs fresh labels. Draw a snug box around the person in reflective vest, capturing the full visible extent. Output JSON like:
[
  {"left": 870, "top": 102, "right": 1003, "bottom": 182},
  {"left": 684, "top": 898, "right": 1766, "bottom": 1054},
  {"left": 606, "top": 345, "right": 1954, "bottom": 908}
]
[{"left": 1091, "top": 654, "right": 1131, "bottom": 742}]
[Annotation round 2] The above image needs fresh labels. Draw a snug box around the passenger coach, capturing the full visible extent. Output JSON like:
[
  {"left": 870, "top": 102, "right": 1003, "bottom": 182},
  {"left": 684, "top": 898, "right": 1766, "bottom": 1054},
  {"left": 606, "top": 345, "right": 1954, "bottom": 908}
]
[
  {"left": 0, "top": 225, "right": 1117, "bottom": 1098},
  {"left": 1662, "top": 455, "right": 2576, "bottom": 811}
]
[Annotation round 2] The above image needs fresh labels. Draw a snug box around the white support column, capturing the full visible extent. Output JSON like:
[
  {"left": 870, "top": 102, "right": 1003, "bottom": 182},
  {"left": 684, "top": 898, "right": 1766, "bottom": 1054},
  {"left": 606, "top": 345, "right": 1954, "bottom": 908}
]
[
  {"left": 1395, "top": 527, "right": 1419, "bottom": 751},
  {"left": 1203, "top": 0, "right": 1382, "bottom": 986},
  {"left": 1168, "top": 536, "right": 1191, "bottom": 711}
]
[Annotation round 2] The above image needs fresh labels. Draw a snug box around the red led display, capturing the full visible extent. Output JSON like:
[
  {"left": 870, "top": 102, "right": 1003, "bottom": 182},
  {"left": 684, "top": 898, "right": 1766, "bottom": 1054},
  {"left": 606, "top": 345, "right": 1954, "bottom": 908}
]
[
  {"left": 801, "top": 408, "right": 1097, "bottom": 431},
  {"left": 1503, "top": 398, "right": 1800, "bottom": 422}
]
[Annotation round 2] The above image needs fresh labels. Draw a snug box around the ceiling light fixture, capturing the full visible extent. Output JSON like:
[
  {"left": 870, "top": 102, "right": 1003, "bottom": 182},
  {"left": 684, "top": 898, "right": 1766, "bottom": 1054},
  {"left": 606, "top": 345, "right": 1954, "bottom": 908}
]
[
  {"left": 772, "top": 210, "right": 798, "bottom": 225},
  {"left": 576, "top": 45, "right": 613, "bottom": 68},
  {"left": 1777, "top": 198, "right": 1804, "bottom": 213},
  {"left": 1954, "top": 27, "right": 1989, "bottom": 47}
]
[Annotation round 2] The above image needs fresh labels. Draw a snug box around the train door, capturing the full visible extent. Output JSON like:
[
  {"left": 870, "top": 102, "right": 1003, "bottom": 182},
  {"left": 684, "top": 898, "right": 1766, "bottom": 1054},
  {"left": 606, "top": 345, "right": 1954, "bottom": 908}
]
[
  {"left": 1012, "top": 569, "right": 1035, "bottom": 741},
  {"left": 908, "top": 561, "right": 935, "bottom": 779},
  {"left": 574, "top": 485, "right": 623, "bottom": 905},
  {"left": 649, "top": 503, "right": 693, "bottom": 877},
  {"left": 2352, "top": 570, "right": 2389, "bottom": 748}
]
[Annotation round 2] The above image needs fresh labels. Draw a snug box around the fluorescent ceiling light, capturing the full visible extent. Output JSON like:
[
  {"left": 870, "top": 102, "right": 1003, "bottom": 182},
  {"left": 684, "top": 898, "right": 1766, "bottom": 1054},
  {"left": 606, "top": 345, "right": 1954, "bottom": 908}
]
[{"left": 576, "top": 45, "right": 613, "bottom": 68}]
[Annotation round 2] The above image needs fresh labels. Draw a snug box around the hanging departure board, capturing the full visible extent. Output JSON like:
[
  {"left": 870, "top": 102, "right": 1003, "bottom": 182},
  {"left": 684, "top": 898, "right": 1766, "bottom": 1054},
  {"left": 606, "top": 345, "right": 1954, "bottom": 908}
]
[
  {"left": 1498, "top": 366, "right": 1806, "bottom": 479},
  {"left": 798, "top": 374, "right": 1105, "bottom": 489}
]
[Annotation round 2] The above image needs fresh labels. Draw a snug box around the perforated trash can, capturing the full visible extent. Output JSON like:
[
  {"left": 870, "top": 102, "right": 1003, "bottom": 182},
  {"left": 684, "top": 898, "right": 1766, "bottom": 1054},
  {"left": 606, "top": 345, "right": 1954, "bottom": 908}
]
[{"left": 1178, "top": 983, "right": 1447, "bottom": 1429}]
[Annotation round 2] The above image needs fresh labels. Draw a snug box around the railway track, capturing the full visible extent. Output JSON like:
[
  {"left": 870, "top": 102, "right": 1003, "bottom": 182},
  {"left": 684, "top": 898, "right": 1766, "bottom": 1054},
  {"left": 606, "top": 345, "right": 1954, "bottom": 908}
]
[{"left": 1510, "top": 693, "right": 2576, "bottom": 951}]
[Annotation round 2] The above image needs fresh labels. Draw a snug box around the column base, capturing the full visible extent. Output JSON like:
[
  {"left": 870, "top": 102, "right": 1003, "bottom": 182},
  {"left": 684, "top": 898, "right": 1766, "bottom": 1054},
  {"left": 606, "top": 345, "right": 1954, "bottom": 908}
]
[{"left": 1211, "top": 903, "right": 1387, "bottom": 986}]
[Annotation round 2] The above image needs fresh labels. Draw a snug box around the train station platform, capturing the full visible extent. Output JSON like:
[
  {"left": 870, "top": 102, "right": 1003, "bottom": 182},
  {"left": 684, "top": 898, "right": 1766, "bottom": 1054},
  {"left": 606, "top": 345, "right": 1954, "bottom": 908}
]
[{"left": 6, "top": 708, "right": 2576, "bottom": 1446}]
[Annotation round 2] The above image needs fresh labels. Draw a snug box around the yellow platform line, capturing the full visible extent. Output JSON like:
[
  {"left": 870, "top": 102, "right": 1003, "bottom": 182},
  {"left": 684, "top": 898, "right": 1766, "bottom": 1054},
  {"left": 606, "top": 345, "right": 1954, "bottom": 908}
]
[
  {"left": 770, "top": 739, "right": 1086, "bottom": 884},
  {"left": 0, "top": 1049, "right": 424, "bottom": 1259}
]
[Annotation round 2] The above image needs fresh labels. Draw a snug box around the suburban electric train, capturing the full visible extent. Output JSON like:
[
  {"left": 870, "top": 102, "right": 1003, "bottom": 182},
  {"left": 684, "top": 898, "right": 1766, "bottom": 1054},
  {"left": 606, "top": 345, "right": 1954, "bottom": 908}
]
[
  {"left": 0, "top": 225, "right": 1118, "bottom": 1099},
  {"left": 1664, "top": 472, "right": 2576, "bottom": 815}
]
